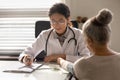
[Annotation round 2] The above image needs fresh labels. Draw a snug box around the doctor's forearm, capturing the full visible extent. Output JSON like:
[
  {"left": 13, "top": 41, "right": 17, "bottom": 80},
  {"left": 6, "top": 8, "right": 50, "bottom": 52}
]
[
  {"left": 44, "top": 54, "right": 66, "bottom": 62},
  {"left": 55, "top": 54, "right": 66, "bottom": 59},
  {"left": 50, "top": 54, "right": 66, "bottom": 61}
]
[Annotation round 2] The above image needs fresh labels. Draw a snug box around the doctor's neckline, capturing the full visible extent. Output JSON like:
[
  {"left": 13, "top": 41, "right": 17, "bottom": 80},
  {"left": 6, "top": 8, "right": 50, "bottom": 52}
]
[{"left": 56, "top": 27, "right": 67, "bottom": 36}]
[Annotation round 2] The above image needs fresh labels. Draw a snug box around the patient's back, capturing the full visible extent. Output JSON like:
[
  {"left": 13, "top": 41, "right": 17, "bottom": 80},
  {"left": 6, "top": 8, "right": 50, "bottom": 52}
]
[{"left": 74, "top": 54, "right": 120, "bottom": 80}]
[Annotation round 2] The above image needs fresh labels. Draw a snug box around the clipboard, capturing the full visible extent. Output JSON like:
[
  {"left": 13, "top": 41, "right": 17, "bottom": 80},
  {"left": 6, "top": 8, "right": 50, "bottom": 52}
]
[{"left": 3, "top": 63, "right": 44, "bottom": 73}]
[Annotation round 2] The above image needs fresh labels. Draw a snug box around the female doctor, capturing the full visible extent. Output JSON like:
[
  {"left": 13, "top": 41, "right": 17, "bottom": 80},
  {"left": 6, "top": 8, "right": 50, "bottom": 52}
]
[{"left": 19, "top": 3, "right": 90, "bottom": 66}]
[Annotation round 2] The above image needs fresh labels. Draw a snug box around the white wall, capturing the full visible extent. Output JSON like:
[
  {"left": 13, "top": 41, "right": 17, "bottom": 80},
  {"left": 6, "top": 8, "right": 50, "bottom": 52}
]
[{"left": 66, "top": 0, "right": 120, "bottom": 52}]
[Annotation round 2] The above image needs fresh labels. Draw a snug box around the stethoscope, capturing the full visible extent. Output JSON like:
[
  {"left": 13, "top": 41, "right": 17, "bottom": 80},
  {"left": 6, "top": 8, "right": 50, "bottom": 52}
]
[{"left": 45, "top": 27, "right": 77, "bottom": 54}]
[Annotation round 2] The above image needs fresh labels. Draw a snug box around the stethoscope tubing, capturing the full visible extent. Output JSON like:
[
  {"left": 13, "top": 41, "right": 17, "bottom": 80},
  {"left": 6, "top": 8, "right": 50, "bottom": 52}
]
[{"left": 45, "top": 27, "right": 77, "bottom": 54}]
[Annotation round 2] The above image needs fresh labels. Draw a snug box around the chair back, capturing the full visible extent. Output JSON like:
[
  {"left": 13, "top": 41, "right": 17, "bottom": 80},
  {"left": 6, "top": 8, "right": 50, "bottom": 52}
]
[{"left": 35, "top": 20, "right": 78, "bottom": 38}]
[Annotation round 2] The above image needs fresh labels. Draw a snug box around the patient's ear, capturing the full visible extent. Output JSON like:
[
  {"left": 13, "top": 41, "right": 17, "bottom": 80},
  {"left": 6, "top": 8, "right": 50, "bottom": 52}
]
[
  {"left": 87, "top": 37, "right": 93, "bottom": 46},
  {"left": 86, "top": 37, "right": 94, "bottom": 52}
]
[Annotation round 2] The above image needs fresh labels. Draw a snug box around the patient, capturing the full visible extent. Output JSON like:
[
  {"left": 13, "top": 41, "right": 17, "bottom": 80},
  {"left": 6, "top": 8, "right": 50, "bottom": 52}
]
[{"left": 58, "top": 8, "right": 120, "bottom": 80}]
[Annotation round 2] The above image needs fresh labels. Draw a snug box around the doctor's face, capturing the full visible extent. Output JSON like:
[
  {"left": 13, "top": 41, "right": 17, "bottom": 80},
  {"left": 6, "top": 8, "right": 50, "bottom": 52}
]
[{"left": 50, "top": 13, "right": 69, "bottom": 35}]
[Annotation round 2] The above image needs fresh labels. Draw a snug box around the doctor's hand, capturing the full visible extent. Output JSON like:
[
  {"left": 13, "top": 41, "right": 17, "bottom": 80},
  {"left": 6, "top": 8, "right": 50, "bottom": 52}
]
[
  {"left": 44, "top": 54, "right": 66, "bottom": 63},
  {"left": 22, "top": 55, "right": 34, "bottom": 66}
]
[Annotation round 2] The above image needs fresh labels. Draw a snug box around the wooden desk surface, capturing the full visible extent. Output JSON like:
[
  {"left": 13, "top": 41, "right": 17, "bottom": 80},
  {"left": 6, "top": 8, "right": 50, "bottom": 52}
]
[{"left": 0, "top": 61, "right": 68, "bottom": 80}]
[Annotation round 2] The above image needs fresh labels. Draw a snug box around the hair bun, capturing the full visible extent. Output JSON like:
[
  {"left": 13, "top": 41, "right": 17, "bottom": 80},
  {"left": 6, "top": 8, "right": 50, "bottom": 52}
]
[{"left": 96, "top": 8, "right": 113, "bottom": 25}]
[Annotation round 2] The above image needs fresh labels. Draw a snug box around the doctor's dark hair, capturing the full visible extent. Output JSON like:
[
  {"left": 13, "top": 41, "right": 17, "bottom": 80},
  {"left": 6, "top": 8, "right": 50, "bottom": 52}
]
[
  {"left": 82, "top": 8, "right": 113, "bottom": 45},
  {"left": 48, "top": 3, "right": 70, "bottom": 19}
]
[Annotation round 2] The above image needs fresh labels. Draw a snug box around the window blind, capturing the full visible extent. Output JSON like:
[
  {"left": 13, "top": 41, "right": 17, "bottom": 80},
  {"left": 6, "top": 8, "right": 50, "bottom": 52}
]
[
  {"left": 0, "top": 0, "right": 63, "bottom": 56},
  {"left": 0, "top": 16, "right": 49, "bottom": 55}
]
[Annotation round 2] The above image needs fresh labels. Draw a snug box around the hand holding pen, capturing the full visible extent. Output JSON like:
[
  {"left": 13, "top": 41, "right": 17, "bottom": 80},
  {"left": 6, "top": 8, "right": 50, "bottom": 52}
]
[{"left": 23, "top": 55, "right": 34, "bottom": 66}]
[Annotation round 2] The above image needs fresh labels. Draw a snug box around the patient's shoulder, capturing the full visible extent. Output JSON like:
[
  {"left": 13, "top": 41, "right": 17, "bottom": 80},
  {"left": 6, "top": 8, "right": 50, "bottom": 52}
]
[{"left": 73, "top": 57, "right": 89, "bottom": 69}]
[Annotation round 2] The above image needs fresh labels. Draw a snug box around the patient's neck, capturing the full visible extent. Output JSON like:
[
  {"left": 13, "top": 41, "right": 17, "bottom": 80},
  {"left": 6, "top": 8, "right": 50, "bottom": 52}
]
[{"left": 92, "top": 45, "right": 116, "bottom": 56}]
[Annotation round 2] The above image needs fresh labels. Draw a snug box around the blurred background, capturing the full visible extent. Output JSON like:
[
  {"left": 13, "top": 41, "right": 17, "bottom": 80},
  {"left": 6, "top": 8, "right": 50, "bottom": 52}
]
[{"left": 0, "top": 0, "right": 120, "bottom": 58}]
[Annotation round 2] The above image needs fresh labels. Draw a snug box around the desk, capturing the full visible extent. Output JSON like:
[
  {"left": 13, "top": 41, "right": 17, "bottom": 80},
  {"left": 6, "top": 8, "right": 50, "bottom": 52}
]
[{"left": 0, "top": 61, "right": 68, "bottom": 80}]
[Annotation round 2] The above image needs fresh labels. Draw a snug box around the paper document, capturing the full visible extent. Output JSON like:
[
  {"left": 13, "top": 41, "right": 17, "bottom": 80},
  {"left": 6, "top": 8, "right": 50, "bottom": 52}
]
[{"left": 3, "top": 63, "right": 44, "bottom": 73}]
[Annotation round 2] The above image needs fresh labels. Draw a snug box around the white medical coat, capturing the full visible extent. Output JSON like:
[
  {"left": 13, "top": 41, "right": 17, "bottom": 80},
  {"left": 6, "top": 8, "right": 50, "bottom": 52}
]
[{"left": 19, "top": 27, "right": 90, "bottom": 62}]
